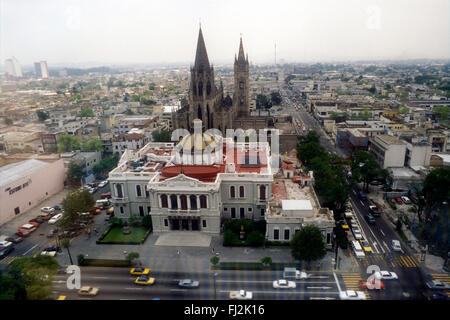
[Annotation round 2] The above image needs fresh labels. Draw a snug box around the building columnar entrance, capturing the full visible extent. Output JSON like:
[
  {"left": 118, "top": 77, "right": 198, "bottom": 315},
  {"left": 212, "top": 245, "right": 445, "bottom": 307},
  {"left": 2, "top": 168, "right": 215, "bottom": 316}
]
[{"left": 168, "top": 216, "right": 201, "bottom": 231}]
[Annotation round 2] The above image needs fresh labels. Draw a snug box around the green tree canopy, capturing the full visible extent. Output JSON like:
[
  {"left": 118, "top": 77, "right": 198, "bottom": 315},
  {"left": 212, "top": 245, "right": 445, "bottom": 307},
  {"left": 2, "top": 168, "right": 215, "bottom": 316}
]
[
  {"left": 77, "top": 108, "right": 94, "bottom": 117},
  {"left": 57, "top": 133, "right": 81, "bottom": 152},
  {"left": 351, "top": 150, "right": 383, "bottom": 192},
  {"left": 270, "top": 92, "right": 282, "bottom": 105},
  {"left": 59, "top": 188, "right": 95, "bottom": 229},
  {"left": 423, "top": 168, "right": 450, "bottom": 213},
  {"left": 36, "top": 110, "right": 49, "bottom": 121},
  {"left": 67, "top": 162, "right": 83, "bottom": 187},
  {"left": 290, "top": 225, "right": 327, "bottom": 263},
  {"left": 81, "top": 137, "right": 103, "bottom": 152},
  {"left": 152, "top": 130, "right": 172, "bottom": 142}
]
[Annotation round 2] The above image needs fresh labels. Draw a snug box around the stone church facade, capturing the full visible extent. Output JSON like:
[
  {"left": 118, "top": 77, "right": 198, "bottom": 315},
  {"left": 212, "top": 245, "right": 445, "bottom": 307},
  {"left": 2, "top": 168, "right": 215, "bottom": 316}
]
[{"left": 172, "top": 27, "right": 251, "bottom": 133}]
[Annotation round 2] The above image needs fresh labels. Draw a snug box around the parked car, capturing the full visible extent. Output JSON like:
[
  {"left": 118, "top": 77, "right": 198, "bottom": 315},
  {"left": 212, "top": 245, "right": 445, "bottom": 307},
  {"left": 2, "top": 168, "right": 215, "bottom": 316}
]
[
  {"left": 0, "top": 246, "right": 14, "bottom": 259},
  {"left": 178, "top": 279, "right": 200, "bottom": 288},
  {"left": 353, "top": 231, "right": 363, "bottom": 240},
  {"left": 53, "top": 204, "right": 63, "bottom": 211},
  {"left": 43, "top": 246, "right": 61, "bottom": 252},
  {"left": 16, "top": 229, "right": 32, "bottom": 237},
  {"left": 78, "top": 286, "right": 99, "bottom": 296},
  {"left": 29, "top": 218, "right": 44, "bottom": 226},
  {"left": 358, "top": 191, "right": 367, "bottom": 201},
  {"left": 47, "top": 229, "right": 57, "bottom": 238},
  {"left": 58, "top": 231, "right": 76, "bottom": 238},
  {"left": 365, "top": 214, "right": 376, "bottom": 225},
  {"left": 273, "top": 279, "right": 296, "bottom": 289},
  {"left": 392, "top": 240, "right": 402, "bottom": 251},
  {"left": 426, "top": 280, "right": 450, "bottom": 290},
  {"left": 374, "top": 271, "right": 398, "bottom": 280},
  {"left": 41, "top": 206, "right": 55, "bottom": 214},
  {"left": 38, "top": 212, "right": 52, "bottom": 220},
  {"left": 5, "top": 236, "right": 23, "bottom": 244},
  {"left": 49, "top": 213, "right": 63, "bottom": 225},
  {"left": 339, "top": 290, "right": 367, "bottom": 300},
  {"left": 401, "top": 196, "right": 411, "bottom": 204},
  {"left": 100, "top": 192, "right": 112, "bottom": 199},
  {"left": 394, "top": 197, "right": 403, "bottom": 204},
  {"left": 20, "top": 223, "right": 37, "bottom": 232},
  {"left": 98, "top": 180, "right": 109, "bottom": 188},
  {"left": 369, "top": 205, "right": 380, "bottom": 216}
]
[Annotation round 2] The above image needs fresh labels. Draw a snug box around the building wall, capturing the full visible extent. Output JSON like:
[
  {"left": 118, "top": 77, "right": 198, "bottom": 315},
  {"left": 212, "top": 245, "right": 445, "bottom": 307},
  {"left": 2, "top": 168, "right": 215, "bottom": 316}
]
[{"left": 0, "top": 160, "right": 65, "bottom": 226}]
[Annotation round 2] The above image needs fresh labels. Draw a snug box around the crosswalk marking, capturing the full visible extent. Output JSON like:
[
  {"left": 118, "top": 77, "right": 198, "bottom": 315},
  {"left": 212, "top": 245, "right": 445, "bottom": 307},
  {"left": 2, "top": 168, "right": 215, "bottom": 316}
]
[
  {"left": 0, "top": 256, "right": 18, "bottom": 265},
  {"left": 430, "top": 274, "right": 450, "bottom": 297},
  {"left": 341, "top": 273, "right": 371, "bottom": 299}
]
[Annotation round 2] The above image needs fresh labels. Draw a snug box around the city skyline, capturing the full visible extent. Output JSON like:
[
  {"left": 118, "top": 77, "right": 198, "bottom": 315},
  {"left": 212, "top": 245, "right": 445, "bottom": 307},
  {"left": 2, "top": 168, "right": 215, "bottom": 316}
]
[{"left": 1, "top": 0, "right": 449, "bottom": 66}]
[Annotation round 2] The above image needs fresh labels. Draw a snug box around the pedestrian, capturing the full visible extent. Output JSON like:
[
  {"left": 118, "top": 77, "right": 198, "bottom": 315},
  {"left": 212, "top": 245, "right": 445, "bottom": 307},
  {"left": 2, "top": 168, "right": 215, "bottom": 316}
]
[
  {"left": 177, "top": 249, "right": 180, "bottom": 256},
  {"left": 212, "top": 247, "right": 215, "bottom": 253},
  {"left": 94, "top": 227, "right": 98, "bottom": 234}
]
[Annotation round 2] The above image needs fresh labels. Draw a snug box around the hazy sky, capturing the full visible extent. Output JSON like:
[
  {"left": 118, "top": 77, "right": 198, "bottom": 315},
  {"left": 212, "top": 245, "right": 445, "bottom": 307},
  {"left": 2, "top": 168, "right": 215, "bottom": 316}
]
[{"left": 1, "top": 0, "right": 449, "bottom": 66}]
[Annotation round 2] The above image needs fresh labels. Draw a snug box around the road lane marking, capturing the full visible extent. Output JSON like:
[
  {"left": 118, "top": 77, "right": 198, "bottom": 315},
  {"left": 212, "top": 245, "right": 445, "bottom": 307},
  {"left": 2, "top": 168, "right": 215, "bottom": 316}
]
[
  {"left": 124, "top": 287, "right": 144, "bottom": 290},
  {"left": 219, "top": 290, "right": 339, "bottom": 295},
  {"left": 310, "top": 297, "right": 336, "bottom": 300},
  {"left": 372, "top": 242, "right": 380, "bottom": 254},
  {"left": 92, "top": 276, "right": 110, "bottom": 279},
  {"left": 170, "top": 289, "right": 187, "bottom": 292},
  {"left": 333, "top": 272, "right": 342, "bottom": 292},
  {"left": 306, "top": 286, "right": 332, "bottom": 289},
  {"left": 22, "top": 244, "right": 38, "bottom": 256},
  {"left": 380, "top": 229, "right": 385, "bottom": 237}
]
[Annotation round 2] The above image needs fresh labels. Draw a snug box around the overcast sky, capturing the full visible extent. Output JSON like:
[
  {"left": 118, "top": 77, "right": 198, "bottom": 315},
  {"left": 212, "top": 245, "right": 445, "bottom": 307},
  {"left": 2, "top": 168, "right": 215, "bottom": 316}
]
[{"left": 1, "top": 0, "right": 449, "bottom": 66}]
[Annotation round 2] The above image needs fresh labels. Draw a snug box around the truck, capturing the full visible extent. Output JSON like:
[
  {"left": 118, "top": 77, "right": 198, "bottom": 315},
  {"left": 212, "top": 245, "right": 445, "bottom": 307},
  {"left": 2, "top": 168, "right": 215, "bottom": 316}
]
[
  {"left": 229, "top": 290, "right": 253, "bottom": 300},
  {"left": 283, "top": 267, "right": 310, "bottom": 280}
]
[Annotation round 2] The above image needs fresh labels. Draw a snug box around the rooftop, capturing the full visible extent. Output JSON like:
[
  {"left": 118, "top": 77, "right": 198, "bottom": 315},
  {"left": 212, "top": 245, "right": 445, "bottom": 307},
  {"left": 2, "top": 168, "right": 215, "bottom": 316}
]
[{"left": 0, "top": 159, "right": 50, "bottom": 187}]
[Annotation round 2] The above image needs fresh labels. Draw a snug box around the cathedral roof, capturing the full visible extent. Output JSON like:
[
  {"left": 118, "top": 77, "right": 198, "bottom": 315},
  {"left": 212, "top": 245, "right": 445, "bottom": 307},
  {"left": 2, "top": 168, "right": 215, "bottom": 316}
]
[
  {"left": 238, "top": 37, "right": 246, "bottom": 62},
  {"left": 194, "top": 27, "right": 210, "bottom": 72}
]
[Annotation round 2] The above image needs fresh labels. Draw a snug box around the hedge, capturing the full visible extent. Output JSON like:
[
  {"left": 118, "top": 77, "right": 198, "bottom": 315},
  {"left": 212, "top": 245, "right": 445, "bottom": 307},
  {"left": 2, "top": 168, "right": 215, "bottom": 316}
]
[
  {"left": 79, "top": 258, "right": 131, "bottom": 267},
  {"left": 212, "top": 262, "right": 302, "bottom": 271},
  {"left": 96, "top": 225, "right": 151, "bottom": 245}
]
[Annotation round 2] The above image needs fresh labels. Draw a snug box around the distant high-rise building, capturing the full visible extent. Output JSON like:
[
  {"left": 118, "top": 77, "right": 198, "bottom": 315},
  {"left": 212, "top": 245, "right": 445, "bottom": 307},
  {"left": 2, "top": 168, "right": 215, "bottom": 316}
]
[
  {"left": 34, "top": 61, "right": 49, "bottom": 78},
  {"left": 4, "top": 57, "right": 23, "bottom": 77}
]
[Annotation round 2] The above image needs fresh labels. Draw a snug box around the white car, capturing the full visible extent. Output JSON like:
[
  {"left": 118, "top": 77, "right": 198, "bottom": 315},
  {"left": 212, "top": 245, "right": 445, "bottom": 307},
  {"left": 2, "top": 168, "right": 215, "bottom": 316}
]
[
  {"left": 339, "top": 290, "right": 367, "bottom": 300},
  {"left": 229, "top": 290, "right": 253, "bottom": 300},
  {"left": 401, "top": 196, "right": 411, "bottom": 204},
  {"left": 374, "top": 271, "right": 398, "bottom": 280},
  {"left": 392, "top": 240, "right": 402, "bottom": 251},
  {"left": 48, "top": 213, "right": 63, "bottom": 225},
  {"left": 41, "top": 206, "right": 55, "bottom": 214},
  {"left": 353, "top": 232, "right": 363, "bottom": 240},
  {"left": 273, "top": 279, "right": 296, "bottom": 289},
  {"left": 98, "top": 180, "right": 109, "bottom": 188}
]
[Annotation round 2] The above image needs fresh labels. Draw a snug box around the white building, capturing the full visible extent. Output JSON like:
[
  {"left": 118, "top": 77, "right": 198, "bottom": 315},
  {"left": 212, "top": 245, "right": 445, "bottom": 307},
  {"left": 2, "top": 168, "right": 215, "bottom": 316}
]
[{"left": 368, "top": 134, "right": 407, "bottom": 168}]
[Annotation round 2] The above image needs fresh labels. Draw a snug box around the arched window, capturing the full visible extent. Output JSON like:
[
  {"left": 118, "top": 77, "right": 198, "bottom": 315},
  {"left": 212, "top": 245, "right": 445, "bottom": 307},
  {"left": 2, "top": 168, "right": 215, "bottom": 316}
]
[
  {"left": 136, "top": 185, "right": 142, "bottom": 197},
  {"left": 206, "top": 81, "right": 211, "bottom": 95},
  {"left": 170, "top": 195, "right": 178, "bottom": 209},
  {"left": 198, "top": 81, "right": 203, "bottom": 96},
  {"left": 200, "top": 195, "right": 207, "bottom": 209},
  {"left": 190, "top": 195, "right": 197, "bottom": 210},
  {"left": 180, "top": 195, "right": 187, "bottom": 210},
  {"left": 230, "top": 186, "right": 235, "bottom": 198},
  {"left": 239, "top": 186, "right": 245, "bottom": 198},
  {"left": 260, "top": 185, "right": 266, "bottom": 200},
  {"left": 161, "top": 194, "right": 168, "bottom": 208}
]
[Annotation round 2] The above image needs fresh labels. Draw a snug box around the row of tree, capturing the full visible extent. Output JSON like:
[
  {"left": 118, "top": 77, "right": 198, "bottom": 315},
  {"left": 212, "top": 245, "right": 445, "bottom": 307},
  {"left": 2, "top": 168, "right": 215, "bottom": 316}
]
[
  {"left": 256, "top": 92, "right": 282, "bottom": 109},
  {"left": 296, "top": 131, "right": 350, "bottom": 218},
  {"left": 57, "top": 134, "right": 103, "bottom": 153}
]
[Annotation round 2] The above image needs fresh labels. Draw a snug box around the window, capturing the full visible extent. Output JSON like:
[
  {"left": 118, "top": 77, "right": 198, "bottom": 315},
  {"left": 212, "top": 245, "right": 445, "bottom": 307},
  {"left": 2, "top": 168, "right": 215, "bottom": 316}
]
[
  {"left": 136, "top": 185, "right": 142, "bottom": 197},
  {"left": 180, "top": 195, "right": 187, "bottom": 210},
  {"left": 326, "top": 233, "right": 331, "bottom": 244},
  {"left": 164, "top": 219, "right": 168, "bottom": 227},
  {"left": 274, "top": 229, "right": 279, "bottom": 240},
  {"left": 239, "top": 186, "right": 245, "bottom": 198},
  {"left": 248, "top": 207, "right": 252, "bottom": 212},
  {"left": 260, "top": 208, "right": 265, "bottom": 217},
  {"left": 161, "top": 194, "right": 168, "bottom": 208},
  {"left": 202, "top": 220, "right": 207, "bottom": 228},
  {"left": 224, "top": 207, "right": 228, "bottom": 211},
  {"left": 230, "top": 186, "right": 235, "bottom": 198},
  {"left": 259, "top": 185, "right": 266, "bottom": 200},
  {"left": 200, "top": 195, "right": 207, "bottom": 209},
  {"left": 240, "top": 207, "right": 245, "bottom": 219},
  {"left": 190, "top": 195, "right": 197, "bottom": 210},
  {"left": 147, "top": 206, "right": 151, "bottom": 214},
  {"left": 116, "top": 184, "right": 123, "bottom": 198},
  {"left": 231, "top": 208, "right": 236, "bottom": 219},
  {"left": 14, "top": 207, "right": 20, "bottom": 215},
  {"left": 284, "top": 229, "right": 290, "bottom": 241},
  {"left": 139, "top": 206, "right": 144, "bottom": 217},
  {"left": 170, "top": 195, "right": 178, "bottom": 209},
  {"left": 120, "top": 206, "right": 124, "bottom": 214}
]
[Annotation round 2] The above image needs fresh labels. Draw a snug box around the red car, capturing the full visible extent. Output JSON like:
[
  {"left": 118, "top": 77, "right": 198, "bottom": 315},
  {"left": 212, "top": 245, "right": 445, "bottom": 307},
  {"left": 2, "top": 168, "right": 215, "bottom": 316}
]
[
  {"left": 101, "top": 193, "right": 112, "bottom": 199},
  {"left": 28, "top": 221, "right": 41, "bottom": 228},
  {"left": 16, "top": 229, "right": 32, "bottom": 237},
  {"left": 394, "top": 197, "right": 403, "bottom": 204},
  {"left": 360, "top": 279, "right": 385, "bottom": 290}
]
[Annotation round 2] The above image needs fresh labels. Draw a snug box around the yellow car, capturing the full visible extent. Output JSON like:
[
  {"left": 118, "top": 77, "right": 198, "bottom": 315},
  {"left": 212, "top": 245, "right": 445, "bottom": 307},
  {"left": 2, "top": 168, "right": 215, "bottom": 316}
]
[
  {"left": 135, "top": 275, "right": 155, "bottom": 285},
  {"left": 340, "top": 221, "right": 349, "bottom": 230},
  {"left": 56, "top": 295, "right": 66, "bottom": 300},
  {"left": 130, "top": 267, "right": 150, "bottom": 275},
  {"left": 360, "top": 240, "right": 372, "bottom": 253}
]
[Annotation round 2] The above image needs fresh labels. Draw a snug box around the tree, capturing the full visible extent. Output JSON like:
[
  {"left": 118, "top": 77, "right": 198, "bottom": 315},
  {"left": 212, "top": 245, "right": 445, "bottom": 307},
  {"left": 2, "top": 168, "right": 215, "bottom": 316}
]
[
  {"left": 67, "top": 162, "right": 83, "bottom": 187},
  {"left": 422, "top": 168, "right": 450, "bottom": 216},
  {"left": 256, "top": 94, "right": 271, "bottom": 109},
  {"left": 210, "top": 256, "right": 220, "bottom": 266},
  {"left": 261, "top": 257, "right": 272, "bottom": 266},
  {"left": 433, "top": 105, "right": 449, "bottom": 122},
  {"left": 57, "top": 133, "right": 81, "bottom": 152},
  {"left": 152, "top": 130, "right": 172, "bottom": 142},
  {"left": 368, "top": 85, "right": 377, "bottom": 94},
  {"left": 81, "top": 137, "right": 103, "bottom": 152},
  {"left": 270, "top": 92, "right": 282, "bottom": 105},
  {"left": 59, "top": 188, "right": 94, "bottom": 229},
  {"left": 246, "top": 231, "right": 265, "bottom": 247},
  {"left": 290, "top": 225, "right": 326, "bottom": 264},
  {"left": 5, "top": 118, "right": 13, "bottom": 125},
  {"left": 0, "top": 271, "right": 26, "bottom": 300},
  {"left": 142, "top": 215, "right": 152, "bottom": 230},
  {"left": 8, "top": 256, "right": 58, "bottom": 300},
  {"left": 61, "top": 238, "right": 73, "bottom": 265},
  {"left": 127, "top": 252, "right": 140, "bottom": 266},
  {"left": 351, "top": 151, "right": 382, "bottom": 193},
  {"left": 284, "top": 74, "right": 295, "bottom": 84},
  {"left": 77, "top": 108, "right": 94, "bottom": 118},
  {"left": 36, "top": 110, "right": 49, "bottom": 121}
]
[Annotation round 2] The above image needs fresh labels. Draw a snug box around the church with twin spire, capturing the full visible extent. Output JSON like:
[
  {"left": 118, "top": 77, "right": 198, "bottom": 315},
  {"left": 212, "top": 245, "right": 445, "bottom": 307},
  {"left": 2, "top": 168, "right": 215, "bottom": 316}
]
[{"left": 172, "top": 26, "right": 250, "bottom": 133}]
